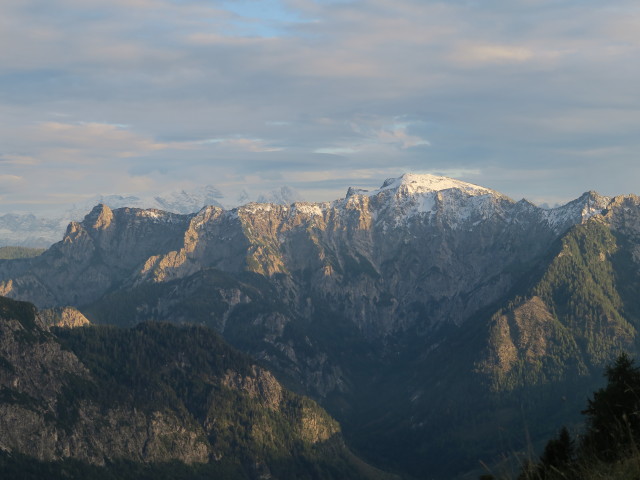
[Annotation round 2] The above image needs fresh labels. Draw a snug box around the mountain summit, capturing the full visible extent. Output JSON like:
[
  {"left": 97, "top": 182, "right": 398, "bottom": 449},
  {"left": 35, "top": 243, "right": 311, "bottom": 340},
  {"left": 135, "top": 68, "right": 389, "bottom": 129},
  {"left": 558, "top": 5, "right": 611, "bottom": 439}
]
[{"left": 366, "top": 173, "right": 500, "bottom": 197}]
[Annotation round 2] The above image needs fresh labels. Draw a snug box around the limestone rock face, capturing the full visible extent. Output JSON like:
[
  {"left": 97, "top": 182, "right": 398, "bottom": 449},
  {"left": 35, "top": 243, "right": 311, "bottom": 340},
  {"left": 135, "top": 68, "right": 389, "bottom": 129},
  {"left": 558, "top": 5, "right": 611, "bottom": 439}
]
[
  {"left": 0, "top": 175, "right": 608, "bottom": 330},
  {"left": 0, "top": 298, "right": 88, "bottom": 412},
  {"left": 0, "top": 174, "right": 622, "bottom": 401},
  {"left": 0, "top": 205, "right": 190, "bottom": 307},
  {"left": 39, "top": 306, "right": 91, "bottom": 328},
  {"left": 125, "top": 174, "right": 609, "bottom": 338}
]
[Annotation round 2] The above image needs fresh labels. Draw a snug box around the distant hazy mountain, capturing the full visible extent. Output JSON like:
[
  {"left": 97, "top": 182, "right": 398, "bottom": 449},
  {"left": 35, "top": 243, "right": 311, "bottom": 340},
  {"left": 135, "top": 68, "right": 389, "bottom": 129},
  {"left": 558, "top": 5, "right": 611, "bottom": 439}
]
[
  {"left": 1, "top": 173, "right": 637, "bottom": 478},
  {"left": 0, "top": 213, "right": 69, "bottom": 248},
  {"left": 0, "top": 184, "right": 304, "bottom": 248},
  {"left": 256, "top": 186, "right": 304, "bottom": 205}
]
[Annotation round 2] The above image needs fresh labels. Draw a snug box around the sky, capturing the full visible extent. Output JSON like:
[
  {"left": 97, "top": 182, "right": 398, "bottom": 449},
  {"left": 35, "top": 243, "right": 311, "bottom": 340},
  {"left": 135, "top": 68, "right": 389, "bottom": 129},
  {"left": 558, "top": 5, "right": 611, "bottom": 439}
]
[{"left": 1, "top": 0, "right": 639, "bottom": 213}]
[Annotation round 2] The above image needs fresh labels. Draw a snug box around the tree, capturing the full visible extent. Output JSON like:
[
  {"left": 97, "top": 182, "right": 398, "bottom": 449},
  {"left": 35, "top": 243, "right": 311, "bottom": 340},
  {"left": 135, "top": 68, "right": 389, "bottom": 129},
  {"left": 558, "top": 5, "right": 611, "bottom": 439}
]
[
  {"left": 537, "top": 427, "right": 575, "bottom": 479},
  {"left": 581, "top": 352, "right": 640, "bottom": 461}
]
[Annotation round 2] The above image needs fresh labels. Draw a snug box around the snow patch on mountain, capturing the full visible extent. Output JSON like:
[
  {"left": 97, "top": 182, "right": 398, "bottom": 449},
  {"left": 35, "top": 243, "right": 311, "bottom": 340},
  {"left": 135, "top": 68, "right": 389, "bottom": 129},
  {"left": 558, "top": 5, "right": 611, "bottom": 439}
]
[
  {"left": 291, "top": 203, "right": 325, "bottom": 217},
  {"left": 544, "top": 191, "right": 611, "bottom": 232},
  {"left": 416, "top": 195, "right": 436, "bottom": 214},
  {"left": 372, "top": 173, "right": 498, "bottom": 197},
  {"left": 344, "top": 173, "right": 511, "bottom": 229}
]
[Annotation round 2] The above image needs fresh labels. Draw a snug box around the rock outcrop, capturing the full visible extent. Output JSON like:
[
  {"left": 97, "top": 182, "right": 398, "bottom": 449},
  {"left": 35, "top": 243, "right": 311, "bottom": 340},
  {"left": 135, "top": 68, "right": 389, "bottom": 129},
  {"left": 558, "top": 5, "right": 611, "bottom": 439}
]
[{"left": 39, "top": 306, "right": 91, "bottom": 328}]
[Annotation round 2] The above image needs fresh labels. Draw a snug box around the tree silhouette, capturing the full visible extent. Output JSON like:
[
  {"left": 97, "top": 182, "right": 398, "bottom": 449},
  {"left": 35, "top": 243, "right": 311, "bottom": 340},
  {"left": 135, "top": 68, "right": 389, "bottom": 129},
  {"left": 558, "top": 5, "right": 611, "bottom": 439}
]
[
  {"left": 537, "top": 426, "right": 575, "bottom": 479},
  {"left": 581, "top": 352, "right": 640, "bottom": 461}
]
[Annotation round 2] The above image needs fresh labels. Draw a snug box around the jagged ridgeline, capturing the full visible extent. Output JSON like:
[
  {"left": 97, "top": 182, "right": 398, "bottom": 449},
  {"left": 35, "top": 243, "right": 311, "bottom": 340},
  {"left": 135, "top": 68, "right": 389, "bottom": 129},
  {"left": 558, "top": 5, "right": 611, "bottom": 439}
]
[
  {"left": 0, "top": 296, "right": 388, "bottom": 480},
  {"left": 2, "top": 174, "right": 640, "bottom": 478}
]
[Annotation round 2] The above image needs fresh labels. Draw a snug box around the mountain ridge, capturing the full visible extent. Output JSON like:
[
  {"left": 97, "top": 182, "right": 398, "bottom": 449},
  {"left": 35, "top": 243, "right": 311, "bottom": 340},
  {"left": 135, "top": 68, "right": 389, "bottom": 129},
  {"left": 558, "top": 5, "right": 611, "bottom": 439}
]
[
  {"left": 0, "top": 184, "right": 304, "bottom": 248},
  {"left": 1, "top": 173, "right": 638, "bottom": 478}
]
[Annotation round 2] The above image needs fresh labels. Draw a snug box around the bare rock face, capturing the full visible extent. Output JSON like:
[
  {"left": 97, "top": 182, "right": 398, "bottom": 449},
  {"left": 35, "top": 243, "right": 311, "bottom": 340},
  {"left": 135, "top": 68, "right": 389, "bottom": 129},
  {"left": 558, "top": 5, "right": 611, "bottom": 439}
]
[
  {"left": 222, "top": 366, "right": 284, "bottom": 410},
  {"left": 0, "top": 298, "right": 88, "bottom": 410},
  {"left": 0, "top": 205, "right": 190, "bottom": 307},
  {"left": 0, "top": 175, "right": 610, "bottom": 334},
  {"left": 0, "top": 174, "right": 620, "bottom": 402},
  {"left": 133, "top": 176, "right": 612, "bottom": 337},
  {"left": 604, "top": 194, "right": 640, "bottom": 236},
  {"left": 137, "top": 206, "right": 248, "bottom": 283},
  {"left": 39, "top": 306, "right": 91, "bottom": 328}
]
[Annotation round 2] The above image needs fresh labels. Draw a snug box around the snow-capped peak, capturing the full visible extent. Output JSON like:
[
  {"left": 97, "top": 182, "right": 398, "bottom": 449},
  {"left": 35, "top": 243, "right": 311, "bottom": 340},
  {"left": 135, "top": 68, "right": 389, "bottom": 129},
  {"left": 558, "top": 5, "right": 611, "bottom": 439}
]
[
  {"left": 349, "top": 173, "right": 500, "bottom": 198},
  {"left": 544, "top": 191, "right": 612, "bottom": 232},
  {"left": 341, "top": 173, "right": 510, "bottom": 229}
]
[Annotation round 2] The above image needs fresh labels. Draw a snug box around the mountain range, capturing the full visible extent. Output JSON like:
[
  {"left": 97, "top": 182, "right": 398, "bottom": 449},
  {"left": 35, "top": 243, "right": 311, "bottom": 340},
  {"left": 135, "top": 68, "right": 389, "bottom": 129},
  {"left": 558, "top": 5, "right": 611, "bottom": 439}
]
[
  {"left": 0, "top": 185, "right": 303, "bottom": 248},
  {"left": 1, "top": 173, "right": 639, "bottom": 479}
]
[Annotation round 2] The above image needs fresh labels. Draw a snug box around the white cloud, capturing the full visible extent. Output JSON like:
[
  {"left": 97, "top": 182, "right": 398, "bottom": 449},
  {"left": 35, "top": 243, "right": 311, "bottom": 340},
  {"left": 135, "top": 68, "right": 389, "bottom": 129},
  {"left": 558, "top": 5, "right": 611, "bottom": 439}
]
[
  {"left": 197, "top": 137, "right": 283, "bottom": 153},
  {"left": 24, "top": 122, "right": 172, "bottom": 161},
  {"left": 451, "top": 44, "right": 535, "bottom": 65},
  {"left": 0, "top": 175, "right": 22, "bottom": 183},
  {"left": 1, "top": 0, "right": 640, "bottom": 211},
  {"left": 314, "top": 117, "right": 430, "bottom": 154},
  {"left": 0, "top": 155, "right": 39, "bottom": 166}
]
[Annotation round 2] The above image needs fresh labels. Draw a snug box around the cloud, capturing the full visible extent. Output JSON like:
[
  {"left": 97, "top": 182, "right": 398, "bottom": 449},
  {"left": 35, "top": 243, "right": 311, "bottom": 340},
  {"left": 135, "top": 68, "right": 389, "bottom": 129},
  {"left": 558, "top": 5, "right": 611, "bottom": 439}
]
[
  {"left": 0, "top": 155, "right": 39, "bottom": 166},
  {"left": 314, "top": 117, "right": 430, "bottom": 155},
  {"left": 372, "top": 125, "right": 431, "bottom": 149},
  {"left": 0, "top": 174, "right": 23, "bottom": 193},
  {"left": 32, "top": 122, "right": 168, "bottom": 157},
  {"left": 1, "top": 0, "right": 640, "bottom": 211},
  {"left": 197, "top": 137, "right": 283, "bottom": 153},
  {"left": 0, "top": 175, "right": 22, "bottom": 183},
  {"left": 314, "top": 147, "right": 358, "bottom": 155},
  {"left": 451, "top": 44, "right": 535, "bottom": 65}
]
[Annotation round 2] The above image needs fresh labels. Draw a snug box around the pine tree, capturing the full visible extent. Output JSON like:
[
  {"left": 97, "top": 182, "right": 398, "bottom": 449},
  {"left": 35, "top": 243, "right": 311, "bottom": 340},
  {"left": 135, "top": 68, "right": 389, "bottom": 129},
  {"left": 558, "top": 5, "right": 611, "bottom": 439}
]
[
  {"left": 537, "top": 426, "right": 575, "bottom": 479},
  {"left": 581, "top": 352, "right": 640, "bottom": 461}
]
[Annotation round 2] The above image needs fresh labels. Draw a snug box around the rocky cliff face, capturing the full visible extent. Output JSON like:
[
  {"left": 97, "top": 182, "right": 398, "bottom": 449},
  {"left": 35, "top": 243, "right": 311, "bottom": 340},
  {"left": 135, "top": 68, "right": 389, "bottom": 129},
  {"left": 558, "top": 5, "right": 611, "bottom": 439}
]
[
  {"left": 0, "top": 206, "right": 189, "bottom": 307},
  {"left": 38, "top": 306, "right": 91, "bottom": 328},
  {"left": 0, "top": 174, "right": 621, "bottom": 405},
  {"left": 0, "top": 174, "right": 608, "bottom": 332},
  {"left": 0, "top": 185, "right": 227, "bottom": 248}
]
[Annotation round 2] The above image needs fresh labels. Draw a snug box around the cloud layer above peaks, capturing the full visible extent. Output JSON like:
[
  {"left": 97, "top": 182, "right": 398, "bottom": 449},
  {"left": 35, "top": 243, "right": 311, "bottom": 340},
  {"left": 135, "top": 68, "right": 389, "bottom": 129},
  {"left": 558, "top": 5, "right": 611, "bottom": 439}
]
[{"left": 2, "top": 0, "right": 640, "bottom": 211}]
